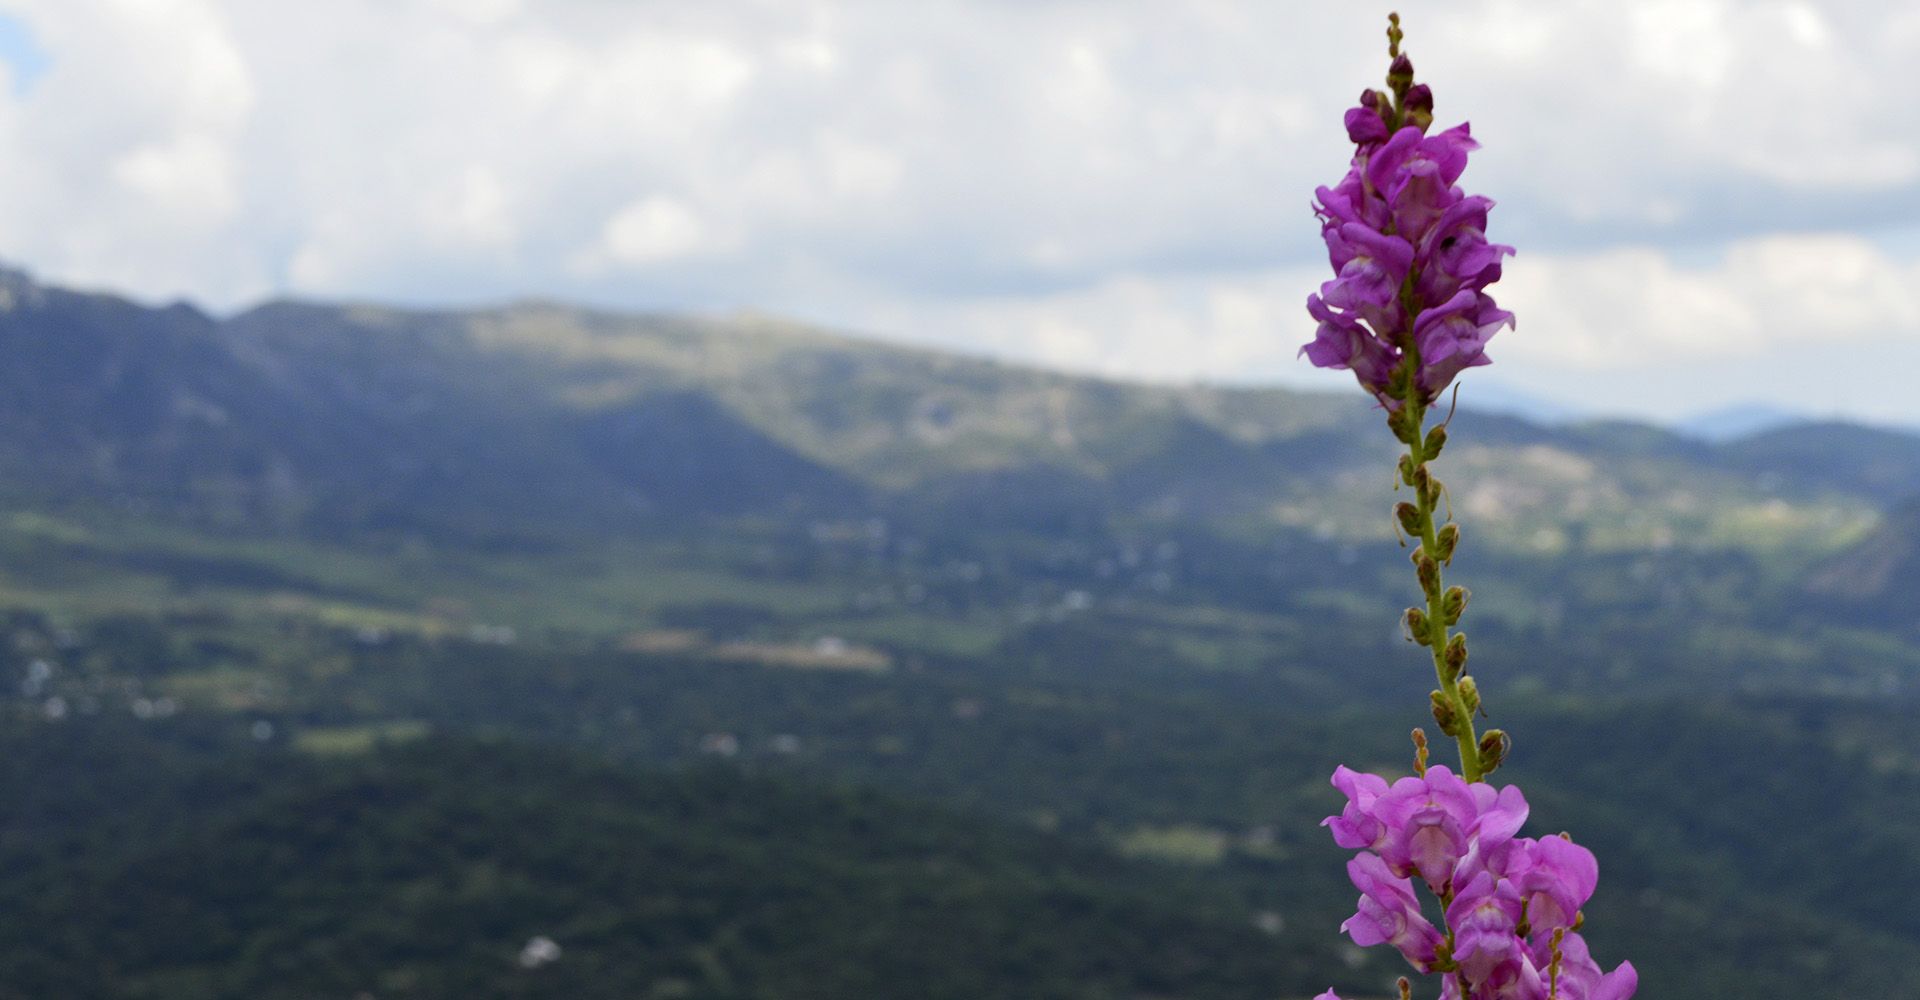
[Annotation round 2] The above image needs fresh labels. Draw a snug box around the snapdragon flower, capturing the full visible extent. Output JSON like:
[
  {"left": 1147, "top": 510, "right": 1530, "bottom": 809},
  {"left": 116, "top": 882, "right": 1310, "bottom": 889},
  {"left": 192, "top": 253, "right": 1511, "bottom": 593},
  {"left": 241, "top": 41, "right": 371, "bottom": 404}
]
[
  {"left": 1301, "top": 58, "right": 1513, "bottom": 406},
  {"left": 1304, "top": 17, "right": 1632, "bottom": 1000},
  {"left": 1319, "top": 765, "right": 1636, "bottom": 1000}
]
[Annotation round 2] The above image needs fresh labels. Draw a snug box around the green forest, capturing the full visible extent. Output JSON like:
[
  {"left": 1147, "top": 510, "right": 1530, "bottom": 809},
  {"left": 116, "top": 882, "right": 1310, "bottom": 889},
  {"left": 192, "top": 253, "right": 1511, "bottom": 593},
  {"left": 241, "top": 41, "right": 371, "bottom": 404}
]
[{"left": 0, "top": 267, "right": 1916, "bottom": 998}]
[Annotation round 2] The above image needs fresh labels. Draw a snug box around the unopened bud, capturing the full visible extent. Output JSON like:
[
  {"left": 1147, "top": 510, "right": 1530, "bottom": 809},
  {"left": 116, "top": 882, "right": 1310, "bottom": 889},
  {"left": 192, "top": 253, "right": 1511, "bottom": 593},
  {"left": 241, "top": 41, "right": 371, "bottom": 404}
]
[
  {"left": 1430, "top": 690, "right": 1459, "bottom": 735},
  {"left": 1458, "top": 675, "right": 1480, "bottom": 713},
  {"left": 1422, "top": 423, "right": 1447, "bottom": 460},
  {"left": 1410, "top": 729, "right": 1429, "bottom": 776},
  {"left": 1394, "top": 501, "right": 1422, "bottom": 537},
  {"left": 1435, "top": 522, "right": 1460, "bottom": 563},
  {"left": 1398, "top": 454, "right": 1418, "bottom": 486},
  {"left": 1478, "top": 728, "right": 1511, "bottom": 773},
  {"left": 1405, "top": 607, "right": 1431, "bottom": 644},
  {"left": 1387, "top": 53, "right": 1415, "bottom": 94},
  {"left": 1443, "top": 633, "right": 1468, "bottom": 675},
  {"left": 1388, "top": 403, "right": 1419, "bottom": 444},
  {"left": 1398, "top": 976, "right": 1414, "bottom": 1000},
  {"left": 1412, "top": 548, "right": 1439, "bottom": 595},
  {"left": 1442, "top": 585, "right": 1468, "bottom": 624}
]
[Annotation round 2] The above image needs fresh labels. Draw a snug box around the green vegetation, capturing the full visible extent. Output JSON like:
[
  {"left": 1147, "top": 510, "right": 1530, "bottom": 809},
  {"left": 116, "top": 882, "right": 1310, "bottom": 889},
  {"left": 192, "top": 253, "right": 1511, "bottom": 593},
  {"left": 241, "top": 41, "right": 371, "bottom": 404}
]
[
  {"left": 0, "top": 267, "right": 1916, "bottom": 997},
  {"left": 0, "top": 724, "right": 1329, "bottom": 1000}
]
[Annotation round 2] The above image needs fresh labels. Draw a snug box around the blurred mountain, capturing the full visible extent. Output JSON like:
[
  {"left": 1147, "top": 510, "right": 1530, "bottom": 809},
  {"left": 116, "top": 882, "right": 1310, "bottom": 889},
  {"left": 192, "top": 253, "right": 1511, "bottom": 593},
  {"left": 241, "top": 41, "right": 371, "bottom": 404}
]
[
  {"left": 1804, "top": 494, "right": 1920, "bottom": 629},
  {"left": 1718, "top": 421, "right": 1920, "bottom": 500},
  {"left": 1, "top": 266, "right": 1918, "bottom": 1000},
  {"left": 1675, "top": 403, "right": 1807, "bottom": 442},
  {"left": 1449, "top": 378, "right": 1591, "bottom": 425},
  {"left": 3, "top": 265, "right": 1917, "bottom": 561}
]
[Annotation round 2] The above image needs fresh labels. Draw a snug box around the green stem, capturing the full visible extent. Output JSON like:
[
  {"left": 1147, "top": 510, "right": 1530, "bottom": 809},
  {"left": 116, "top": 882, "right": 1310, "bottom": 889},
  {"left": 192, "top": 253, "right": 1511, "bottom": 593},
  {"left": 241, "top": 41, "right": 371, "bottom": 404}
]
[{"left": 1403, "top": 392, "right": 1484, "bottom": 781}]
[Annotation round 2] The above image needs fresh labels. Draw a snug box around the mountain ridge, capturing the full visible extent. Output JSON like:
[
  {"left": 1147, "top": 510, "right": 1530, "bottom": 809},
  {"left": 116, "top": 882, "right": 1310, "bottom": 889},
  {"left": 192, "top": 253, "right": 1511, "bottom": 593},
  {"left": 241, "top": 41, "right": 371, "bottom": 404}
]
[{"left": 0, "top": 264, "right": 1914, "bottom": 560}]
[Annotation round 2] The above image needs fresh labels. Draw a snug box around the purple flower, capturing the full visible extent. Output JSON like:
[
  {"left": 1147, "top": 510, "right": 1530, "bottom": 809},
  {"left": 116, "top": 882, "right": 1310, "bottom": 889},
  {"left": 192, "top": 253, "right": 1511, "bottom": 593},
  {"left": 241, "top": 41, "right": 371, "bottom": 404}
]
[
  {"left": 1341, "top": 852, "right": 1447, "bottom": 971},
  {"left": 1303, "top": 294, "right": 1399, "bottom": 402},
  {"left": 1346, "top": 103, "right": 1390, "bottom": 146},
  {"left": 1301, "top": 72, "right": 1513, "bottom": 405},
  {"left": 1416, "top": 196, "right": 1513, "bottom": 302},
  {"left": 1367, "top": 124, "right": 1477, "bottom": 242},
  {"left": 1371, "top": 766, "right": 1480, "bottom": 892},
  {"left": 1321, "top": 223, "right": 1416, "bottom": 332},
  {"left": 1445, "top": 871, "right": 1524, "bottom": 983},
  {"left": 1324, "top": 764, "right": 1391, "bottom": 850},
  {"left": 1511, "top": 835, "right": 1600, "bottom": 935},
  {"left": 1364, "top": 765, "right": 1528, "bottom": 894},
  {"left": 1534, "top": 933, "right": 1638, "bottom": 1000},
  {"left": 1412, "top": 291, "right": 1513, "bottom": 397},
  {"left": 1321, "top": 765, "right": 1629, "bottom": 998},
  {"left": 1471, "top": 951, "right": 1547, "bottom": 1000}
]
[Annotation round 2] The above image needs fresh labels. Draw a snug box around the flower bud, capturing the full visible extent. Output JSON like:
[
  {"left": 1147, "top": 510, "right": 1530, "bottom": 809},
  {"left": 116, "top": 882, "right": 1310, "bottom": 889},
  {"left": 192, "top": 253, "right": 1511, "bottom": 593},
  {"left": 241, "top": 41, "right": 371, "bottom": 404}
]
[
  {"left": 1388, "top": 403, "right": 1419, "bottom": 444},
  {"left": 1394, "top": 501, "right": 1422, "bottom": 537},
  {"left": 1441, "top": 585, "right": 1468, "bottom": 624},
  {"left": 1411, "top": 548, "right": 1439, "bottom": 595},
  {"left": 1457, "top": 674, "right": 1479, "bottom": 713},
  {"left": 1405, "top": 607, "right": 1431, "bottom": 644},
  {"left": 1398, "top": 454, "right": 1417, "bottom": 486},
  {"left": 1387, "top": 53, "right": 1414, "bottom": 94},
  {"left": 1478, "top": 728, "right": 1510, "bottom": 773},
  {"left": 1435, "top": 523, "right": 1459, "bottom": 563},
  {"left": 1404, "top": 83, "right": 1434, "bottom": 132},
  {"left": 1443, "top": 633, "right": 1467, "bottom": 676},
  {"left": 1421, "top": 473, "right": 1444, "bottom": 509},
  {"left": 1430, "top": 689, "right": 1459, "bottom": 735},
  {"left": 1422, "top": 423, "right": 1447, "bottom": 460}
]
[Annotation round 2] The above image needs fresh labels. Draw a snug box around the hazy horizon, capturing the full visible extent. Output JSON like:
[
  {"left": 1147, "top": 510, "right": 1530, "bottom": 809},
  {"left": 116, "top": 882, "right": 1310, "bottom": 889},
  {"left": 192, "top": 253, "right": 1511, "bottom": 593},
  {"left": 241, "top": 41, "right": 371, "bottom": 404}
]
[{"left": 0, "top": 1, "right": 1914, "bottom": 426}]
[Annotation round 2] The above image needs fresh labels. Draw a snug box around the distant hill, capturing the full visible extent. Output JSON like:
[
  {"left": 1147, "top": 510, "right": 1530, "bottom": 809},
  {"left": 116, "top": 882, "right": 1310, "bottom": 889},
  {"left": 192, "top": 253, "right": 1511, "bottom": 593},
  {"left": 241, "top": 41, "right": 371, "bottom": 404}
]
[
  {"left": 1804, "top": 494, "right": 1920, "bottom": 630},
  {"left": 0, "top": 724, "right": 1326, "bottom": 1000},
  {"left": 0, "top": 265, "right": 1916, "bottom": 558},
  {"left": 1, "top": 266, "right": 1918, "bottom": 1000},
  {"left": 1675, "top": 403, "right": 1807, "bottom": 442},
  {"left": 1720, "top": 422, "right": 1920, "bottom": 501}
]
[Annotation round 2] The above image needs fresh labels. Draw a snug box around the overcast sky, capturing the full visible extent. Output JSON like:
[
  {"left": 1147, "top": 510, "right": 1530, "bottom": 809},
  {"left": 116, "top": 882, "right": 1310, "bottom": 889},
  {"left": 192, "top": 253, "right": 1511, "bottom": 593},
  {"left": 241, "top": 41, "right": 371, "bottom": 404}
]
[{"left": 1, "top": 0, "right": 1917, "bottom": 427}]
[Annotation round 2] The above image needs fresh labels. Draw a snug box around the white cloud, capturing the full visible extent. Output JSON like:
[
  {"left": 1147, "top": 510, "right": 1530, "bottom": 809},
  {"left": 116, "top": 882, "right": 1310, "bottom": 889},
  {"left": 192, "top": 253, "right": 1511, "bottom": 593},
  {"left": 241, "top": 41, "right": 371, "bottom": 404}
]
[
  {"left": 0, "top": 0, "right": 1913, "bottom": 420},
  {"left": 110, "top": 134, "right": 239, "bottom": 225},
  {"left": 592, "top": 196, "right": 726, "bottom": 269},
  {"left": 421, "top": 166, "right": 517, "bottom": 251},
  {"left": 855, "top": 266, "right": 1329, "bottom": 387},
  {"left": 848, "top": 230, "right": 1920, "bottom": 428},
  {"left": 1497, "top": 235, "right": 1920, "bottom": 370}
]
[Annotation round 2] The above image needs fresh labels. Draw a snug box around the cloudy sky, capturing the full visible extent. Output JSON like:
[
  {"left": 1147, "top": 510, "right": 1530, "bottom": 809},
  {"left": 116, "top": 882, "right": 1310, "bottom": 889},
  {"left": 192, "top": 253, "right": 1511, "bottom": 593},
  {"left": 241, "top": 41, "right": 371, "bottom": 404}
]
[{"left": 1, "top": 0, "right": 1917, "bottom": 427}]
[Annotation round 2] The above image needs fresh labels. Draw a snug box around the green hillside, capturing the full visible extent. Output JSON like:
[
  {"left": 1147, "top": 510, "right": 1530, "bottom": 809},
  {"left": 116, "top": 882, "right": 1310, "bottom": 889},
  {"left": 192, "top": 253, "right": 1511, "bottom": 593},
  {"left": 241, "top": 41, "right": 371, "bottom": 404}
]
[
  {"left": 0, "top": 724, "right": 1338, "bottom": 1000},
  {"left": 0, "top": 266, "right": 1917, "bottom": 999}
]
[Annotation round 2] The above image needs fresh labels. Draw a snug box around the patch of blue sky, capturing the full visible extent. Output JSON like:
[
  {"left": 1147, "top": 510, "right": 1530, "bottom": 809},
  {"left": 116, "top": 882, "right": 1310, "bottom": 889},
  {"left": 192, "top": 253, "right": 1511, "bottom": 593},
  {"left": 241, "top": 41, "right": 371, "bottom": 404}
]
[
  {"left": 0, "top": 13, "right": 49, "bottom": 95},
  {"left": 1866, "top": 223, "right": 1920, "bottom": 262}
]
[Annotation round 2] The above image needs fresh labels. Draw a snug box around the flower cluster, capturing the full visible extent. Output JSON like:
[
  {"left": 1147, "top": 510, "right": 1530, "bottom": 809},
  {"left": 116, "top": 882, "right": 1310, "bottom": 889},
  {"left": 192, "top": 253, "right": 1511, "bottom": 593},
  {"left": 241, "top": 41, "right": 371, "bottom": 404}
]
[
  {"left": 1314, "top": 765, "right": 1636, "bottom": 1000},
  {"left": 1301, "top": 59, "right": 1515, "bottom": 407}
]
